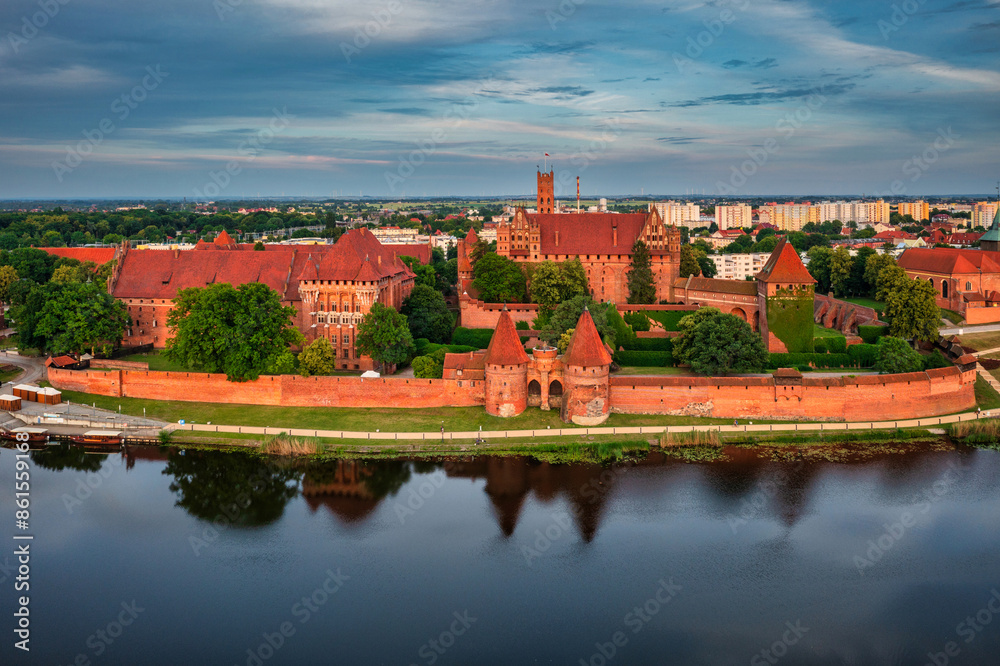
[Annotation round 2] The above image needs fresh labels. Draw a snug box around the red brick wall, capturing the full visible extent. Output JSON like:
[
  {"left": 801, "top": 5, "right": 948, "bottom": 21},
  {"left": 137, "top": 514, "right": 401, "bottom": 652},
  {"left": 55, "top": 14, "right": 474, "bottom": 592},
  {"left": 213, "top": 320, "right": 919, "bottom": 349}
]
[
  {"left": 460, "top": 297, "right": 538, "bottom": 328},
  {"left": 609, "top": 367, "right": 975, "bottom": 421},
  {"left": 48, "top": 368, "right": 484, "bottom": 408},
  {"left": 91, "top": 359, "right": 149, "bottom": 370}
]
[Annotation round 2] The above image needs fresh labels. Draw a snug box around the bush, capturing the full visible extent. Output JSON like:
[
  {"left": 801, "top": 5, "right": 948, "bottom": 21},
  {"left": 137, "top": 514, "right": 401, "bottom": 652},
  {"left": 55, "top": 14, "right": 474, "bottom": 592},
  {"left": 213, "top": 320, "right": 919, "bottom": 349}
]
[
  {"left": 827, "top": 336, "right": 847, "bottom": 354},
  {"left": 813, "top": 339, "right": 828, "bottom": 354},
  {"left": 847, "top": 344, "right": 878, "bottom": 368},
  {"left": 923, "top": 349, "right": 951, "bottom": 370},
  {"left": 515, "top": 320, "right": 529, "bottom": 330},
  {"left": 796, "top": 365, "right": 813, "bottom": 372},
  {"left": 605, "top": 306, "right": 636, "bottom": 350},
  {"left": 613, "top": 350, "right": 673, "bottom": 367},
  {"left": 645, "top": 310, "right": 689, "bottom": 332},
  {"left": 858, "top": 324, "right": 889, "bottom": 345},
  {"left": 412, "top": 355, "right": 443, "bottom": 379},
  {"left": 623, "top": 312, "right": 650, "bottom": 331},
  {"left": 452, "top": 327, "right": 494, "bottom": 349}
]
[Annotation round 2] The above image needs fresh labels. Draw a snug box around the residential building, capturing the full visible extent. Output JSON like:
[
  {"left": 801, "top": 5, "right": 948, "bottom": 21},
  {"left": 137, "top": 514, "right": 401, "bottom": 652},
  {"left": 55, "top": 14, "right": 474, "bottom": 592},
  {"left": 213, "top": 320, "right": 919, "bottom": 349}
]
[
  {"left": 897, "top": 201, "right": 930, "bottom": 221},
  {"left": 973, "top": 202, "right": 999, "bottom": 228},
  {"left": 648, "top": 201, "right": 703, "bottom": 229},
  {"left": 715, "top": 204, "right": 752, "bottom": 230},
  {"left": 708, "top": 252, "right": 770, "bottom": 281}
]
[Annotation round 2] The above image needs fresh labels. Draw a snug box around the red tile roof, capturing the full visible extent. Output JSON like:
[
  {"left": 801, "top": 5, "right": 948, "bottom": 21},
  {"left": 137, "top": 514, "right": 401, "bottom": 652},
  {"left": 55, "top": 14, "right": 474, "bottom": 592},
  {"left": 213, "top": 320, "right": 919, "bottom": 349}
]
[
  {"left": 563, "top": 308, "right": 613, "bottom": 367},
  {"left": 944, "top": 233, "right": 982, "bottom": 245},
  {"left": 874, "top": 229, "right": 916, "bottom": 241},
  {"left": 527, "top": 212, "right": 655, "bottom": 255},
  {"left": 457, "top": 240, "right": 473, "bottom": 274},
  {"left": 215, "top": 229, "right": 236, "bottom": 246},
  {"left": 484, "top": 309, "right": 529, "bottom": 366},
  {"left": 384, "top": 243, "right": 431, "bottom": 265},
  {"left": 465, "top": 227, "right": 479, "bottom": 245},
  {"left": 40, "top": 247, "right": 115, "bottom": 265},
  {"left": 898, "top": 248, "right": 1000, "bottom": 275},
  {"left": 755, "top": 237, "right": 816, "bottom": 284},
  {"left": 673, "top": 275, "right": 758, "bottom": 296}
]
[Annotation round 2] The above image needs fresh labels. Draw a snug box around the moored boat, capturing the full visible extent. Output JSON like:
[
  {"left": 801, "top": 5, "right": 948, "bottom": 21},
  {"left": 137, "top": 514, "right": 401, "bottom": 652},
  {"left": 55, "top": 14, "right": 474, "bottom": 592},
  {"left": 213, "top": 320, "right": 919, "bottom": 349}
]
[
  {"left": 0, "top": 426, "right": 50, "bottom": 448},
  {"left": 69, "top": 430, "right": 124, "bottom": 450}
]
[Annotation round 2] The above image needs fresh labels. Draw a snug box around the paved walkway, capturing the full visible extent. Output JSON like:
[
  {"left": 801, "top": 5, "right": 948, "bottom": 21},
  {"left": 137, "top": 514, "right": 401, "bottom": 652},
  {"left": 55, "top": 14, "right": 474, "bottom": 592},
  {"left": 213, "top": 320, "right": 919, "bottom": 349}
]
[
  {"left": 170, "top": 410, "right": 993, "bottom": 442},
  {"left": 0, "top": 351, "right": 46, "bottom": 385},
  {"left": 971, "top": 346, "right": 1000, "bottom": 358},
  {"left": 940, "top": 322, "right": 1000, "bottom": 336}
]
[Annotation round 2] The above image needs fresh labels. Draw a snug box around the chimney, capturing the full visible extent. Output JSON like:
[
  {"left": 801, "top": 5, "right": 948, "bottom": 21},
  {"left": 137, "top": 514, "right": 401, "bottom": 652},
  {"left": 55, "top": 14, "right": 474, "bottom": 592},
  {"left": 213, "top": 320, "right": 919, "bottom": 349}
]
[
  {"left": 377, "top": 254, "right": 381, "bottom": 266},
  {"left": 612, "top": 222, "right": 618, "bottom": 247},
  {"left": 555, "top": 229, "right": 559, "bottom": 247}
]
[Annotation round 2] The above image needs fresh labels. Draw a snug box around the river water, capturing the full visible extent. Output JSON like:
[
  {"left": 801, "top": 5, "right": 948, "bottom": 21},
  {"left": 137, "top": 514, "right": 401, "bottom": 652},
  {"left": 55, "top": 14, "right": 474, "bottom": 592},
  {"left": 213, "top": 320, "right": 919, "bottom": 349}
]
[{"left": 2, "top": 443, "right": 999, "bottom": 665}]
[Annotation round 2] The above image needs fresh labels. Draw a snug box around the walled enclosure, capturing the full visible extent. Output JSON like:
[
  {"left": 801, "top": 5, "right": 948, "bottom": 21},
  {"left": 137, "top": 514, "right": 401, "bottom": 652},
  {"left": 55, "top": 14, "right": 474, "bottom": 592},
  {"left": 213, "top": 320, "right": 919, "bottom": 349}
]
[{"left": 48, "top": 364, "right": 975, "bottom": 423}]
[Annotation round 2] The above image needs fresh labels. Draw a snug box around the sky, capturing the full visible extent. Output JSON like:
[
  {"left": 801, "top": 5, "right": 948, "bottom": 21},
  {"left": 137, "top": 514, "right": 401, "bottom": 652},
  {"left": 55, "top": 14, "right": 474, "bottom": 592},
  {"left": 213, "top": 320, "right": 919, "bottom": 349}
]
[{"left": 0, "top": 0, "right": 998, "bottom": 199}]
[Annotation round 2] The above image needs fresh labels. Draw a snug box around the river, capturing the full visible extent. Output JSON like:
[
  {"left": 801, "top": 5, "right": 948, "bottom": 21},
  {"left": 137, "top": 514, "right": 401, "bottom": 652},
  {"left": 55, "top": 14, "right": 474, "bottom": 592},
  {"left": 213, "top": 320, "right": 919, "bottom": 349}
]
[{"left": 2, "top": 443, "right": 999, "bottom": 665}]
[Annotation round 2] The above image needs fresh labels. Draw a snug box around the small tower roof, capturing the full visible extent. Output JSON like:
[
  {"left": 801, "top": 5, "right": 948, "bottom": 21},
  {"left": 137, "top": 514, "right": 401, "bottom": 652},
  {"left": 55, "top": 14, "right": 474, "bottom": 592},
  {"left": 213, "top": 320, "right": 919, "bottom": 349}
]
[
  {"left": 563, "top": 309, "right": 613, "bottom": 367},
  {"left": 457, "top": 240, "right": 473, "bottom": 273},
  {"left": 464, "top": 227, "right": 479, "bottom": 244},
  {"left": 756, "top": 236, "right": 816, "bottom": 284},
  {"left": 214, "top": 229, "right": 236, "bottom": 245},
  {"left": 484, "top": 309, "right": 528, "bottom": 366}
]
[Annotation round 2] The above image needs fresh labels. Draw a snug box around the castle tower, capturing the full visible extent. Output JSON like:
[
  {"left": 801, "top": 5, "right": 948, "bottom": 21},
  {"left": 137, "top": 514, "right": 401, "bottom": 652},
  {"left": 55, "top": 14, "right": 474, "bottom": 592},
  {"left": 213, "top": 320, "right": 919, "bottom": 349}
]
[
  {"left": 560, "top": 308, "right": 613, "bottom": 425},
  {"left": 755, "top": 236, "right": 816, "bottom": 353},
  {"left": 537, "top": 169, "right": 554, "bottom": 214},
  {"left": 484, "top": 308, "right": 530, "bottom": 417}
]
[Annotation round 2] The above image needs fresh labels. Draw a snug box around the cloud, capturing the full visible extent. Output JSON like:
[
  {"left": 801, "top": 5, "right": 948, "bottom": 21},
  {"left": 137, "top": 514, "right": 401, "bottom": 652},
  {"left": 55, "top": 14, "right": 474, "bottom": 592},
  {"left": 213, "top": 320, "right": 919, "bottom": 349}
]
[{"left": 669, "top": 83, "right": 853, "bottom": 107}]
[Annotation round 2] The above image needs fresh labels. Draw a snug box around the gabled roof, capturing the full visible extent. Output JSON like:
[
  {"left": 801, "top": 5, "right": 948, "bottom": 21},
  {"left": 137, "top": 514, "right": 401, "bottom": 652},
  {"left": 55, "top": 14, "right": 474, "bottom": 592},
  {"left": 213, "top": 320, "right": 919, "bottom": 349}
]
[
  {"left": 755, "top": 237, "right": 815, "bottom": 284},
  {"left": 562, "top": 308, "right": 612, "bottom": 368},
  {"left": 898, "top": 248, "right": 1000, "bottom": 274},
  {"left": 526, "top": 212, "right": 659, "bottom": 255},
  {"left": 384, "top": 243, "right": 431, "bottom": 265},
  {"left": 483, "top": 309, "right": 528, "bottom": 366},
  {"left": 464, "top": 227, "right": 479, "bottom": 245},
  {"left": 215, "top": 229, "right": 236, "bottom": 246},
  {"left": 40, "top": 247, "right": 115, "bottom": 265},
  {"left": 457, "top": 240, "right": 473, "bottom": 274}
]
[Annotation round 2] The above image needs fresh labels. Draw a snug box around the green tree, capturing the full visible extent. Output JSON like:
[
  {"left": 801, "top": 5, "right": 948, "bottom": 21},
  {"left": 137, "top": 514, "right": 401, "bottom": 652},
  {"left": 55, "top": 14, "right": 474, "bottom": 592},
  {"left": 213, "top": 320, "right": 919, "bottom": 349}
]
[
  {"left": 874, "top": 336, "right": 924, "bottom": 374},
  {"left": 884, "top": 278, "right": 939, "bottom": 342},
  {"left": 828, "top": 246, "right": 853, "bottom": 297},
  {"left": 401, "top": 284, "right": 454, "bottom": 344},
  {"left": 751, "top": 235, "right": 779, "bottom": 254},
  {"left": 30, "top": 282, "right": 130, "bottom": 356},
  {"left": 529, "top": 258, "right": 589, "bottom": 306},
  {"left": 472, "top": 253, "right": 527, "bottom": 303},
  {"left": 847, "top": 246, "right": 875, "bottom": 296},
  {"left": 254, "top": 241, "right": 265, "bottom": 251},
  {"left": 0, "top": 248, "right": 56, "bottom": 283},
  {"left": 875, "top": 264, "right": 908, "bottom": 302},
  {"left": 674, "top": 308, "right": 767, "bottom": 375},
  {"left": 355, "top": 302, "right": 415, "bottom": 373},
  {"left": 672, "top": 307, "right": 721, "bottom": 364},
  {"left": 412, "top": 355, "right": 443, "bottom": 379},
  {"left": 542, "top": 296, "right": 614, "bottom": 345},
  {"left": 0, "top": 265, "right": 16, "bottom": 303},
  {"left": 679, "top": 244, "right": 700, "bottom": 278},
  {"left": 627, "top": 239, "right": 656, "bottom": 304},
  {"left": 298, "top": 338, "right": 337, "bottom": 376},
  {"left": 806, "top": 246, "right": 832, "bottom": 293},
  {"left": 469, "top": 239, "right": 490, "bottom": 265},
  {"left": 696, "top": 255, "right": 717, "bottom": 278},
  {"left": 165, "top": 282, "right": 304, "bottom": 381},
  {"left": 265, "top": 350, "right": 296, "bottom": 375},
  {"left": 865, "top": 254, "right": 898, "bottom": 298}
]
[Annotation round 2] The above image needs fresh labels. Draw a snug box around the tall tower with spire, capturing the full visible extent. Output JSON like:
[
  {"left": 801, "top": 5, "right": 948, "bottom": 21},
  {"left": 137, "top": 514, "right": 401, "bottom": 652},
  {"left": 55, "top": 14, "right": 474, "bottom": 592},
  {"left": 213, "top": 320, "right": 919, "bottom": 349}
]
[{"left": 537, "top": 170, "right": 554, "bottom": 214}]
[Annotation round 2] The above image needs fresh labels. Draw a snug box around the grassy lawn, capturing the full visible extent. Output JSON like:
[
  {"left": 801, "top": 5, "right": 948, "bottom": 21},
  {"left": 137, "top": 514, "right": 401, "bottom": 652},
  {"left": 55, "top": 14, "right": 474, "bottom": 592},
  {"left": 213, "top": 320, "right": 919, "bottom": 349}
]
[
  {"left": 54, "top": 387, "right": 746, "bottom": 431},
  {"left": 941, "top": 309, "right": 964, "bottom": 325},
  {"left": 974, "top": 375, "right": 1000, "bottom": 410},
  {"left": 615, "top": 366, "right": 691, "bottom": 376},
  {"left": 813, "top": 324, "right": 846, "bottom": 338},
  {"left": 0, "top": 365, "right": 22, "bottom": 383},
  {"left": 843, "top": 297, "right": 886, "bottom": 314},
  {"left": 956, "top": 332, "right": 1000, "bottom": 351}
]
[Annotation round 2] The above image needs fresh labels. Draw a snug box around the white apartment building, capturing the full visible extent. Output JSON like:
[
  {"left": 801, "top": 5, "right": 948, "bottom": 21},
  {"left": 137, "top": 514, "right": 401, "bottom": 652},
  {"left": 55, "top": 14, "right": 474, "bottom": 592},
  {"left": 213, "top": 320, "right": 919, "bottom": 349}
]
[
  {"left": 649, "top": 201, "right": 703, "bottom": 228},
  {"left": 815, "top": 201, "right": 891, "bottom": 225},
  {"left": 708, "top": 253, "right": 771, "bottom": 281},
  {"left": 972, "top": 202, "right": 998, "bottom": 228}
]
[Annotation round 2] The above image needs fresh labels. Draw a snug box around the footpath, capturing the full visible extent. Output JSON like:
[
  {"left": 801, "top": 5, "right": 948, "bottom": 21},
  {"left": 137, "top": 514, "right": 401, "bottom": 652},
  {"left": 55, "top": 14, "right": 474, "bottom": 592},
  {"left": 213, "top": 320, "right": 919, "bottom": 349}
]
[{"left": 171, "top": 410, "right": 993, "bottom": 442}]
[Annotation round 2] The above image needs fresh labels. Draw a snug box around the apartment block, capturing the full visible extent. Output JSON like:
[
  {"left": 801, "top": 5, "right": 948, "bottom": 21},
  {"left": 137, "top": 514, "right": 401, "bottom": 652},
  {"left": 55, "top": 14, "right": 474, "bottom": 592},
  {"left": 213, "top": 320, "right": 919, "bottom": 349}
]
[
  {"left": 649, "top": 201, "right": 703, "bottom": 228},
  {"left": 708, "top": 252, "right": 771, "bottom": 281},
  {"left": 715, "top": 204, "right": 752, "bottom": 230},
  {"left": 897, "top": 201, "right": 930, "bottom": 221}
]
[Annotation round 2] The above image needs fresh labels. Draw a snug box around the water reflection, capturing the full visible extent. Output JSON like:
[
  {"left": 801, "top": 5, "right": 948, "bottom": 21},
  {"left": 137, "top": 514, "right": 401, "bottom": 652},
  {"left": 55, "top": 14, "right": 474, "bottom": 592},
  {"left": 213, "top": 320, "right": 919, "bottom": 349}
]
[
  {"left": 31, "top": 443, "right": 105, "bottom": 472},
  {"left": 162, "top": 450, "right": 301, "bottom": 527}
]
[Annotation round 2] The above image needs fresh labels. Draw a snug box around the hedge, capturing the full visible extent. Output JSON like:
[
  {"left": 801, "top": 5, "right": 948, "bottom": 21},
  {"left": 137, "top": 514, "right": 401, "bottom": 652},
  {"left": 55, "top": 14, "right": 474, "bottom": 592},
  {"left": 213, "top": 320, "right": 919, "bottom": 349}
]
[
  {"left": 628, "top": 337, "right": 674, "bottom": 352},
  {"left": 826, "top": 337, "right": 847, "bottom": 354},
  {"left": 452, "top": 327, "right": 494, "bottom": 349},
  {"left": 813, "top": 339, "right": 828, "bottom": 354},
  {"left": 847, "top": 344, "right": 878, "bottom": 368},
  {"left": 613, "top": 350, "right": 673, "bottom": 367},
  {"left": 767, "top": 352, "right": 852, "bottom": 368},
  {"left": 858, "top": 324, "right": 889, "bottom": 345},
  {"left": 623, "top": 312, "right": 651, "bottom": 332},
  {"left": 644, "top": 310, "right": 688, "bottom": 332},
  {"left": 606, "top": 306, "right": 636, "bottom": 349}
]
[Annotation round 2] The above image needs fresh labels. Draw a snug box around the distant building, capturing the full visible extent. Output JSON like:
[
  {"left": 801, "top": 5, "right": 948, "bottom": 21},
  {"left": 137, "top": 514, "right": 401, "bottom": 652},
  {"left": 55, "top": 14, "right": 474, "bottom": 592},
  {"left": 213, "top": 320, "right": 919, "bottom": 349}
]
[
  {"left": 371, "top": 226, "right": 419, "bottom": 244},
  {"left": 648, "top": 201, "right": 703, "bottom": 229},
  {"left": 897, "top": 201, "right": 930, "bottom": 221},
  {"left": 704, "top": 228, "right": 748, "bottom": 250},
  {"left": 708, "top": 252, "right": 770, "bottom": 281},
  {"left": 973, "top": 202, "right": 999, "bottom": 228},
  {"left": 715, "top": 204, "right": 752, "bottom": 230}
]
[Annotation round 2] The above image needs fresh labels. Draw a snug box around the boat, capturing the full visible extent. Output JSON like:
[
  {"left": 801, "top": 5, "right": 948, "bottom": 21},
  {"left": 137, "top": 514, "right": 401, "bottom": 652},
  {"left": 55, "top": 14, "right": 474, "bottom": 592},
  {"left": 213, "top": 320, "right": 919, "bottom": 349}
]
[
  {"left": 0, "top": 427, "right": 50, "bottom": 449},
  {"left": 69, "top": 430, "right": 124, "bottom": 450}
]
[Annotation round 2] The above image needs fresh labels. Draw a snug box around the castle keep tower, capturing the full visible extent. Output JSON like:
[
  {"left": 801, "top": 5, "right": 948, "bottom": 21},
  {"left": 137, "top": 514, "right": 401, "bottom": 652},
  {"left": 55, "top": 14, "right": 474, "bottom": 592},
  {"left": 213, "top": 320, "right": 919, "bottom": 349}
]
[
  {"left": 484, "top": 308, "right": 530, "bottom": 417},
  {"left": 537, "top": 169, "right": 554, "bottom": 214},
  {"left": 755, "top": 237, "right": 816, "bottom": 353},
  {"left": 560, "top": 308, "right": 613, "bottom": 425}
]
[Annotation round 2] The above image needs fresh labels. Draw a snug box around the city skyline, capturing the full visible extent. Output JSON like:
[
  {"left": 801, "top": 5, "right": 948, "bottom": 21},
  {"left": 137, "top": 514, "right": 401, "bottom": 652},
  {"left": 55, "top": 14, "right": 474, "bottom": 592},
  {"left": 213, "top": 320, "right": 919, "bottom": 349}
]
[{"left": 1, "top": 0, "right": 998, "bottom": 199}]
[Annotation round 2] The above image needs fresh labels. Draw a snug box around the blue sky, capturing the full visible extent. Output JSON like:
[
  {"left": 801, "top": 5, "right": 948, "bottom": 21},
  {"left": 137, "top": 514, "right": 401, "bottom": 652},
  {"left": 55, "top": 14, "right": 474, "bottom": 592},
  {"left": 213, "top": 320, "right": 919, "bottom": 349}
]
[{"left": 1, "top": 0, "right": 998, "bottom": 198}]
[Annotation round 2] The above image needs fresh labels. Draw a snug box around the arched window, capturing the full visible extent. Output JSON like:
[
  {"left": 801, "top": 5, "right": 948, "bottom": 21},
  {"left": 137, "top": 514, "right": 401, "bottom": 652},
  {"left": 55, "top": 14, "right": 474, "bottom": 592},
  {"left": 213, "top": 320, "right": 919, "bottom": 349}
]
[
  {"left": 942, "top": 280, "right": 949, "bottom": 298},
  {"left": 966, "top": 281, "right": 972, "bottom": 291}
]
